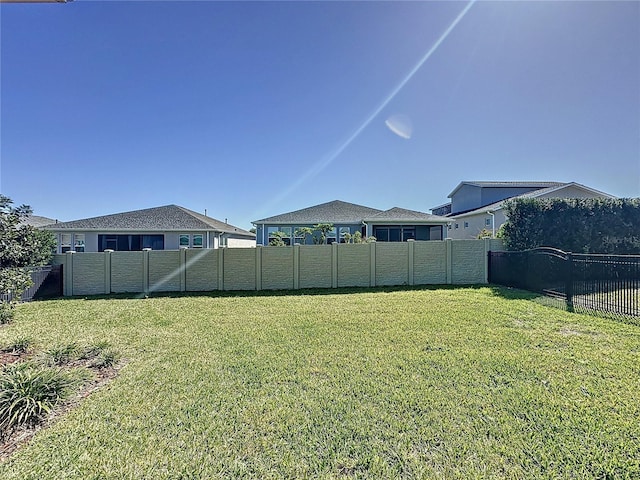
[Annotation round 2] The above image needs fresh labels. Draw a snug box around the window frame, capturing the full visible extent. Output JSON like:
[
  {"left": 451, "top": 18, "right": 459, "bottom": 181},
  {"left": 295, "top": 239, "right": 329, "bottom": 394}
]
[
  {"left": 73, "top": 234, "right": 85, "bottom": 253},
  {"left": 192, "top": 234, "right": 204, "bottom": 248},
  {"left": 60, "top": 233, "right": 72, "bottom": 253}
]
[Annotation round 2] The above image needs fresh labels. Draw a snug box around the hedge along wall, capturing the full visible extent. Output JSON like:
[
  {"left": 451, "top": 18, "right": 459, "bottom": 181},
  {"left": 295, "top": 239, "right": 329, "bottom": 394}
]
[
  {"left": 502, "top": 197, "right": 640, "bottom": 254},
  {"left": 53, "top": 239, "right": 504, "bottom": 296}
]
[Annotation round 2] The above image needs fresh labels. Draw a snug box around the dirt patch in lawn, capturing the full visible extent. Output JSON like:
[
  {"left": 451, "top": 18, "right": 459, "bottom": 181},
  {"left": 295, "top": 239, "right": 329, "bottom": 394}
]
[{"left": 0, "top": 351, "right": 125, "bottom": 461}]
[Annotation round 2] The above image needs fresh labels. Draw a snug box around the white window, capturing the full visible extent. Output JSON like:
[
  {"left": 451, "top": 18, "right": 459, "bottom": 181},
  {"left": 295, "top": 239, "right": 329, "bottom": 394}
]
[
  {"left": 464, "top": 222, "right": 469, "bottom": 228},
  {"left": 179, "top": 234, "right": 190, "bottom": 247},
  {"left": 485, "top": 218, "right": 491, "bottom": 226},
  {"left": 267, "top": 226, "right": 291, "bottom": 245},
  {"left": 193, "top": 234, "right": 203, "bottom": 248},
  {"left": 60, "top": 234, "right": 72, "bottom": 253},
  {"left": 74, "top": 234, "right": 85, "bottom": 253},
  {"left": 455, "top": 223, "right": 459, "bottom": 229}
]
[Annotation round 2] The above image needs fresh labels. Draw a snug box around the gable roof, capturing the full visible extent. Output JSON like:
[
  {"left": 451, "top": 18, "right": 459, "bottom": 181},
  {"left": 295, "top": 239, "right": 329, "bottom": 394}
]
[
  {"left": 364, "top": 207, "right": 450, "bottom": 224},
  {"left": 253, "top": 200, "right": 382, "bottom": 225},
  {"left": 447, "top": 181, "right": 564, "bottom": 198},
  {"left": 44, "top": 205, "right": 254, "bottom": 236},
  {"left": 450, "top": 182, "right": 616, "bottom": 218}
]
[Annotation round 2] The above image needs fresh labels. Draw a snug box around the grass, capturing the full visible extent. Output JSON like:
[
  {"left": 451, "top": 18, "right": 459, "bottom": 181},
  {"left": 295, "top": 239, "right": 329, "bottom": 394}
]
[{"left": 0, "top": 286, "right": 638, "bottom": 479}]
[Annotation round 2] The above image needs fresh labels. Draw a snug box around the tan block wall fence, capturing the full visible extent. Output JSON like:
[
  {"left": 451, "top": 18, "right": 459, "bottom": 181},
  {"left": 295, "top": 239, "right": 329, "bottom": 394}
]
[{"left": 53, "top": 239, "right": 504, "bottom": 296}]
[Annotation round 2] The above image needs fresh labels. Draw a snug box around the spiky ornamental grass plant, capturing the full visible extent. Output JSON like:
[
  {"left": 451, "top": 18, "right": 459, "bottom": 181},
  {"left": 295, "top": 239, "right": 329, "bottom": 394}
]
[
  {"left": 2, "top": 336, "right": 31, "bottom": 354},
  {"left": 0, "top": 364, "right": 77, "bottom": 435}
]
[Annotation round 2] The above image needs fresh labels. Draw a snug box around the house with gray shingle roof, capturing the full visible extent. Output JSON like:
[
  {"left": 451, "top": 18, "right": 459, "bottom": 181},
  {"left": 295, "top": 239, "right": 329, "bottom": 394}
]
[
  {"left": 435, "top": 181, "right": 616, "bottom": 239},
  {"left": 252, "top": 200, "right": 450, "bottom": 245},
  {"left": 45, "top": 205, "right": 255, "bottom": 253},
  {"left": 21, "top": 215, "right": 56, "bottom": 228}
]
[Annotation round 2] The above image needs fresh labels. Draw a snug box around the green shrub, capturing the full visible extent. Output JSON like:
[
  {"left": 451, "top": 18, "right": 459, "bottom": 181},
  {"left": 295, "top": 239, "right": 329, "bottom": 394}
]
[
  {"left": 0, "top": 364, "right": 76, "bottom": 434},
  {"left": 501, "top": 197, "right": 640, "bottom": 253},
  {"left": 42, "top": 343, "right": 78, "bottom": 366},
  {"left": 2, "top": 336, "right": 31, "bottom": 354},
  {"left": 91, "top": 348, "right": 119, "bottom": 369},
  {"left": 0, "top": 302, "right": 14, "bottom": 325},
  {"left": 78, "top": 341, "right": 110, "bottom": 361},
  {"left": 78, "top": 341, "right": 119, "bottom": 368}
]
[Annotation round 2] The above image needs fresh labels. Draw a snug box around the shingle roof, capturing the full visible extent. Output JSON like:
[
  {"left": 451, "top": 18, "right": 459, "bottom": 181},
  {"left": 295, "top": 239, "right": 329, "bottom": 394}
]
[
  {"left": 450, "top": 182, "right": 616, "bottom": 218},
  {"left": 253, "top": 200, "right": 383, "bottom": 224},
  {"left": 44, "top": 205, "right": 254, "bottom": 236},
  {"left": 448, "top": 181, "right": 564, "bottom": 198},
  {"left": 21, "top": 215, "right": 57, "bottom": 228},
  {"left": 364, "top": 207, "right": 450, "bottom": 223}
]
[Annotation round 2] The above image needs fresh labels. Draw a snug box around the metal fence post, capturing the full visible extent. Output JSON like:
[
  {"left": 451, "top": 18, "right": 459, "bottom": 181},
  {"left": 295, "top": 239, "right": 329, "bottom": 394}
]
[{"left": 565, "top": 253, "right": 574, "bottom": 312}]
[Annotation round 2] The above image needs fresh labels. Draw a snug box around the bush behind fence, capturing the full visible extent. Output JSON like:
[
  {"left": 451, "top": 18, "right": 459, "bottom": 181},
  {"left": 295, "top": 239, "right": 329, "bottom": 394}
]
[{"left": 53, "top": 239, "right": 503, "bottom": 296}]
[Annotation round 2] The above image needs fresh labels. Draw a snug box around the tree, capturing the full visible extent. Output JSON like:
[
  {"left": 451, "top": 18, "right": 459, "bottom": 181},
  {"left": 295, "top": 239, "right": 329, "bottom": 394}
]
[
  {"left": 313, "top": 223, "right": 335, "bottom": 245},
  {"left": 294, "top": 227, "right": 314, "bottom": 245},
  {"left": 0, "top": 195, "right": 55, "bottom": 321},
  {"left": 268, "top": 230, "right": 288, "bottom": 246},
  {"left": 476, "top": 228, "right": 493, "bottom": 239}
]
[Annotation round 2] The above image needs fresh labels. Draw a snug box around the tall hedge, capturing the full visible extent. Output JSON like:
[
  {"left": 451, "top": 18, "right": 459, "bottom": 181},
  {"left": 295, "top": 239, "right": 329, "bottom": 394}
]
[{"left": 500, "top": 197, "right": 640, "bottom": 254}]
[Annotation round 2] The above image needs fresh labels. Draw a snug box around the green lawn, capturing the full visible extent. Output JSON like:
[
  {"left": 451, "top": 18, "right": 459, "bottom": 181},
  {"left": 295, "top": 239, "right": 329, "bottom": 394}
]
[{"left": 1, "top": 286, "right": 639, "bottom": 479}]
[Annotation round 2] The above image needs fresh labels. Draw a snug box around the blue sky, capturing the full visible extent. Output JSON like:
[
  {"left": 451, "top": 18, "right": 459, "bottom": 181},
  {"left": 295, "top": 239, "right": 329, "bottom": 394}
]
[{"left": 1, "top": 0, "right": 638, "bottom": 230}]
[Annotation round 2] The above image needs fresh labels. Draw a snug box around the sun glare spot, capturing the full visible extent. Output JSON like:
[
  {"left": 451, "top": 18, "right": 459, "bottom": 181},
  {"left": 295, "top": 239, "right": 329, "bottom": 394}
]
[{"left": 385, "top": 114, "right": 413, "bottom": 139}]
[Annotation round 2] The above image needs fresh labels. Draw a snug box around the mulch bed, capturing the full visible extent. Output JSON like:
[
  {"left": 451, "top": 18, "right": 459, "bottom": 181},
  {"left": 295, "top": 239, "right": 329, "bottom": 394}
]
[{"left": 0, "top": 350, "right": 124, "bottom": 461}]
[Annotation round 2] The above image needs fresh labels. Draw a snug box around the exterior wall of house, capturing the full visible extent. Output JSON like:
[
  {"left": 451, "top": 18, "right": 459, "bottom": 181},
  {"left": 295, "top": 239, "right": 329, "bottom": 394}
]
[
  {"left": 447, "top": 211, "right": 507, "bottom": 240},
  {"left": 50, "top": 230, "right": 253, "bottom": 252},
  {"left": 55, "top": 239, "right": 504, "bottom": 296},
  {"left": 450, "top": 184, "right": 483, "bottom": 214},
  {"left": 536, "top": 185, "right": 605, "bottom": 200},
  {"left": 479, "top": 187, "right": 542, "bottom": 210},
  {"left": 451, "top": 185, "right": 541, "bottom": 214},
  {"left": 225, "top": 236, "right": 256, "bottom": 248}
]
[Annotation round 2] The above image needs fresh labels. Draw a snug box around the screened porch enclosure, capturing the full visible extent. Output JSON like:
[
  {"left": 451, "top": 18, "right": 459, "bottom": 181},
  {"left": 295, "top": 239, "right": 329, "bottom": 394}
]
[
  {"left": 372, "top": 225, "right": 443, "bottom": 242},
  {"left": 98, "top": 234, "right": 165, "bottom": 251}
]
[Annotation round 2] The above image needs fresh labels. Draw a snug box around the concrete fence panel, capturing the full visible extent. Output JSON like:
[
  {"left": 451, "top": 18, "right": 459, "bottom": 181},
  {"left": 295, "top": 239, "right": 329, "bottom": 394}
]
[
  {"left": 337, "top": 244, "right": 371, "bottom": 288},
  {"left": 376, "top": 242, "right": 409, "bottom": 286},
  {"left": 185, "top": 249, "right": 218, "bottom": 291},
  {"left": 223, "top": 248, "right": 256, "bottom": 291},
  {"left": 413, "top": 241, "right": 447, "bottom": 285},
  {"left": 72, "top": 253, "right": 106, "bottom": 296},
  {"left": 299, "top": 245, "right": 332, "bottom": 289},
  {"left": 110, "top": 252, "right": 145, "bottom": 293},
  {"left": 149, "top": 250, "right": 181, "bottom": 293},
  {"left": 261, "top": 247, "right": 294, "bottom": 290},
  {"left": 450, "top": 240, "right": 487, "bottom": 284}
]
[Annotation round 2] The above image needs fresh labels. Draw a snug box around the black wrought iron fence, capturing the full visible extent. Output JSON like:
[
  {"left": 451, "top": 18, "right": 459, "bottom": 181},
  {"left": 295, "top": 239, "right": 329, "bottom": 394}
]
[
  {"left": 489, "top": 248, "right": 639, "bottom": 319},
  {"left": 0, "top": 265, "right": 62, "bottom": 303}
]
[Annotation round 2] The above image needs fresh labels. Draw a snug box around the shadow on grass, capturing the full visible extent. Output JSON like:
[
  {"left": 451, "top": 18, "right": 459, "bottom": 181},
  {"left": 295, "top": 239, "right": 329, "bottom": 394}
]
[{"left": 35, "top": 283, "right": 540, "bottom": 302}]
